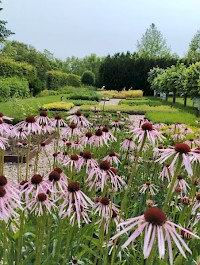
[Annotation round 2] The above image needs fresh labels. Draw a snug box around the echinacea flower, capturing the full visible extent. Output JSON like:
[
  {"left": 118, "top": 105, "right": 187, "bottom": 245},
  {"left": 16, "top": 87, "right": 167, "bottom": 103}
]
[
  {"left": 35, "top": 110, "right": 53, "bottom": 133},
  {"left": 102, "top": 126, "right": 116, "bottom": 142},
  {"left": 103, "top": 152, "right": 121, "bottom": 166},
  {"left": 139, "top": 181, "right": 159, "bottom": 196},
  {"left": 66, "top": 111, "right": 92, "bottom": 128},
  {"left": 111, "top": 207, "right": 199, "bottom": 265},
  {"left": 79, "top": 151, "right": 98, "bottom": 174},
  {"left": 120, "top": 138, "right": 136, "bottom": 151},
  {"left": 174, "top": 175, "right": 190, "bottom": 194},
  {"left": 79, "top": 131, "right": 93, "bottom": 146},
  {"left": 0, "top": 135, "right": 8, "bottom": 150},
  {"left": 51, "top": 114, "right": 67, "bottom": 128},
  {"left": 46, "top": 168, "right": 68, "bottom": 194},
  {"left": 155, "top": 143, "right": 200, "bottom": 176},
  {"left": 59, "top": 181, "right": 94, "bottom": 227},
  {"left": 89, "top": 129, "right": 108, "bottom": 147},
  {"left": 0, "top": 112, "right": 13, "bottom": 121},
  {"left": 130, "top": 122, "right": 165, "bottom": 147},
  {"left": 63, "top": 123, "right": 82, "bottom": 139},
  {"left": 15, "top": 116, "right": 41, "bottom": 134},
  {"left": 192, "top": 193, "right": 200, "bottom": 213},
  {"left": 63, "top": 154, "right": 81, "bottom": 172}
]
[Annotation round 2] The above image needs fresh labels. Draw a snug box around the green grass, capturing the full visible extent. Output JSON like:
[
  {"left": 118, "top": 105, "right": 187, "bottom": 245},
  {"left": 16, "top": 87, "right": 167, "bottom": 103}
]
[{"left": 146, "top": 111, "right": 200, "bottom": 127}]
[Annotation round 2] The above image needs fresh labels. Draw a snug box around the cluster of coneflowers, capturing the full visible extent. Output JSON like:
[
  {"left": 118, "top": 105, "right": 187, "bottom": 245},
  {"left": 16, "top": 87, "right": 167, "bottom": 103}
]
[{"left": 0, "top": 110, "right": 200, "bottom": 264}]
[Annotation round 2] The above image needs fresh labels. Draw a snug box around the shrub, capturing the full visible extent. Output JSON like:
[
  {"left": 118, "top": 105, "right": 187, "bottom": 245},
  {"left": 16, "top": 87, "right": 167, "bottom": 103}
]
[
  {"left": 65, "top": 91, "right": 102, "bottom": 101},
  {"left": 0, "top": 56, "right": 37, "bottom": 83},
  {"left": 0, "top": 77, "right": 30, "bottom": 102},
  {"left": 46, "top": 71, "right": 81, "bottom": 90},
  {"left": 36, "top": 89, "right": 59, "bottom": 97},
  {"left": 66, "top": 99, "right": 98, "bottom": 106},
  {"left": 43, "top": 102, "right": 74, "bottom": 111},
  {"left": 81, "top": 71, "right": 95, "bottom": 86},
  {"left": 100, "top": 90, "right": 143, "bottom": 99}
]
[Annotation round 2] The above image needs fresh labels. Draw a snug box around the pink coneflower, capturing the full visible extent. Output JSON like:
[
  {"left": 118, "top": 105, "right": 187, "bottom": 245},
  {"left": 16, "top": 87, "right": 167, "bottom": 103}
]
[
  {"left": 87, "top": 161, "right": 124, "bottom": 191},
  {"left": 183, "top": 127, "right": 194, "bottom": 135},
  {"left": 66, "top": 111, "right": 92, "bottom": 128},
  {"left": 51, "top": 114, "right": 67, "bottom": 128},
  {"left": 120, "top": 138, "right": 136, "bottom": 151},
  {"left": 12, "top": 127, "right": 28, "bottom": 140},
  {"left": 94, "top": 197, "right": 119, "bottom": 233},
  {"left": 59, "top": 181, "right": 94, "bottom": 227},
  {"left": 0, "top": 112, "right": 13, "bottom": 121},
  {"left": 0, "top": 177, "right": 22, "bottom": 222},
  {"left": 192, "top": 193, "right": 200, "bottom": 213},
  {"left": 160, "top": 164, "right": 173, "bottom": 183},
  {"left": 26, "top": 193, "right": 55, "bottom": 216},
  {"left": 63, "top": 154, "right": 81, "bottom": 172},
  {"left": 21, "top": 174, "right": 51, "bottom": 198},
  {"left": 155, "top": 143, "right": 199, "bottom": 176},
  {"left": 139, "top": 181, "right": 159, "bottom": 196},
  {"left": 15, "top": 116, "right": 41, "bottom": 134},
  {"left": 46, "top": 168, "right": 68, "bottom": 194},
  {"left": 71, "top": 140, "right": 84, "bottom": 151},
  {"left": 171, "top": 133, "right": 186, "bottom": 142},
  {"left": 130, "top": 122, "right": 165, "bottom": 147},
  {"left": 110, "top": 120, "right": 124, "bottom": 128},
  {"left": 0, "top": 136, "right": 8, "bottom": 150},
  {"left": 35, "top": 110, "right": 53, "bottom": 133},
  {"left": 103, "top": 152, "right": 121, "bottom": 166},
  {"left": 79, "top": 151, "right": 98, "bottom": 174},
  {"left": 63, "top": 123, "right": 82, "bottom": 139},
  {"left": 185, "top": 138, "right": 200, "bottom": 148},
  {"left": 111, "top": 207, "right": 199, "bottom": 265},
  {"left": 0, "top": 119, "right": 12, "bottom": 137},
  {"left": 79, "top": 131, "right": 93, "bottom": 146},
  {"left": 69, "top": 257, "right": 84, "bottom": 264},
  {"left": 174, "top": 175, "right": 190, "bottom": 194},
  {"left": 153, "top": 123, "right": 166, "bottom": 130},
  {"left": 89, "top": 129, "right": 108, "bottom": 147},
  {"left": 102, "top": 126, "right": 116, "bottom": 142}
]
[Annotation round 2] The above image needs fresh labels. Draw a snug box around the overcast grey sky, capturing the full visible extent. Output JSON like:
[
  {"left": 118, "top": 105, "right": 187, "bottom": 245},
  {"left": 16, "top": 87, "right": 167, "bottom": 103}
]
[{"left": 1, "top": 0, "right": 200, "bottom": 59}]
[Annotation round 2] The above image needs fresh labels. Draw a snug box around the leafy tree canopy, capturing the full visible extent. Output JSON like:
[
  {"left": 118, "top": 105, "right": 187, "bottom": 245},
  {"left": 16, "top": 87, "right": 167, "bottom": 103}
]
[{"left": 0, "top": 1, "right": 14, "bottom": 42}]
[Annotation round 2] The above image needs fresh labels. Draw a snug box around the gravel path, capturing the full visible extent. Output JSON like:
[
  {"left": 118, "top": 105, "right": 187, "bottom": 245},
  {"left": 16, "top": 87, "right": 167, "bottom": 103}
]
[
  {"left": 129, "top": 114, "right": 145, "bottom": 127},
  {"left": 99, "top": 98, "right": 121, "bottom": 106},
  {"left": 67, "top": 106, "right": 80, "bottom": 114}
]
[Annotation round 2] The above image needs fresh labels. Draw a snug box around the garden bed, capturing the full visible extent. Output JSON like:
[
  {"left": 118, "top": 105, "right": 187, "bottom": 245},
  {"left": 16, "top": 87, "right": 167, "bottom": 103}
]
[{"left": 4, "top": 133, "right": 55, "bottom": 163}]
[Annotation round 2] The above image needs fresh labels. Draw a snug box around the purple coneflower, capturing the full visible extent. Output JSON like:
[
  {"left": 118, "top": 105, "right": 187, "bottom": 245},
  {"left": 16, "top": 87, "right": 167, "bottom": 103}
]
[
  {"left": 160, "top": 164, "right": 173, "bottom": 183},
  {"left": 103, "top": 151, "right": 121, "bottom": 166},
  {"left": 51, "top": 114, "right": 67, "bottom": 128},
  {"left": 89, "top": 129, "right": 108, "bottom": 147},
  {"left": 120, "top": 138, "right": 136, "bottom": 151},
  {"left": 0, "top": 112, "right": 13, "bottom": 121},
  {"left": 139, "top": 181, "right": 159, "bottom": 196},
  {"left": 111, "top": 207, "right": 199, "bottom": 265},
  {"left": 79, "top": 151, "right": 98, "bottom": 174},
  {"left": 0, "top": 136, "right": 8, "bottom": 150},
  {"left": 174, "top": 175, "right": 190, "bottom": 194},
  {"left": 63, "top": 123, "right": 82, "bottom": 139},
  {"left": 102, "top": 126, "right": 116, "bottom": 142},
  {"left": 155, "top": 143, "right": 199, "bottom": 176},
  {"left": 63, "top": 154, "right": 81, "bottom": 172},
  {"left": 79, "top": 131, "right": 93, "bottom": 146},
  {"left": 66, "top": 111, "right": 92, "bottom": 128},
  {"left": 15, "top": 116, "right": 41, "bottom": 134}
]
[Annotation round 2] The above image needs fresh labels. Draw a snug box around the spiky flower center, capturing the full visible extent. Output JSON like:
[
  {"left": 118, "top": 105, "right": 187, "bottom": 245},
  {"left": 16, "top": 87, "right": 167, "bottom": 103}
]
[
  {"left": 83, "top": 151, "right": 92, "bottom": 159},
  {"left": 0, "top": 186, "right": 6, "bottom": 197},
  {"left": 71, "top": 154, "right": 79, "bottom": 161},
  {"left": 55, "top": 114, "right": 61, "bottom": 120},
  {"left": 100, "top": 197, "right": 110, "bottom": 206},
  {"left": 54, "top": 167, "right": 63, "bottom": 174},
  {"left": 102, "top": 126, "right": 109, "bottom": 132},
  {"left": 31, "top": 174, "right": 43, "bottom": 184},
  {"left": 177, "top": 174, "right": 183, "bottom": 180},
  {"left": 112, "top": 210, "right": 118, "bottom": 218},
  {"left": 41, "top": 142, "right": 46, "bottom": 147},
  {"left": 37, "top": 193, "right": 47, "bottom": 202},
  {"left": 146, "top": 181, "right": 151, "bottom": 186},
  {"left": 141, "top": 122, "right": 153, "bottom": 131},
  {"left": 0, "top": 176, "right": 7, "bottom": 186},
  {"left": 144, "top": 207, "right": 167, "bottom": 226},
  {"left": 70, "top": 123, "right": 77, "bottom": 129},
  {"left": 86, "top": 132, "right": 92, "bottom": 138},
  {"left": 196, "top": 193, "right": 200, "bottom": 201},
  {"left": 40, "top": 110, "right": 47, "bottom": 117},
  {"left": 174, "top": 143, "right": 191, "bottom": 154},
  {"left": 75, "top": 111, "right": 82, "bottom": 116},
  {"left": 68, "top": 182, "right": 80, "bottom": 192},
  {"left": 100, "top": 161, "right": 110, "bottom": 171},
  {"left": 20, "top": 180, "right": 29, "bottom": 189},
  {"left": 49, "top": 171, "right": 61, "bottom": 182},
  {"left": 95, "top": 129, "right": 103, "bottom": 136},
  {"left": 109, "top": 152, "right": 116, "bottom": 157},
  {"left": 0, "top": 120, "right": 3, "bottom": 124},
  {"left": 26, "top": 116, "right": 36, "bottom": 123}
]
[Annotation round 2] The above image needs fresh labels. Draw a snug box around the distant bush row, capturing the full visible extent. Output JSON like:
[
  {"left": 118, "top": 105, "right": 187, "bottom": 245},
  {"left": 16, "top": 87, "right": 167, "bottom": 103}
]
[
  {"left": 46, "top": 71, "right": 81, "bottom": 89},
  {"left": 0, "top": 77, "right": 29, "bottom": 102},
  {"left": 100, "top": 90, "right": 143, "bottom": 99}
]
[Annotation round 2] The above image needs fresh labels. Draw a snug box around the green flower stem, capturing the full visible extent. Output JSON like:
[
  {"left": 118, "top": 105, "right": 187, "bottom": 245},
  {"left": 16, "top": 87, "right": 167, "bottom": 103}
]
[
  {"left": 2, "top": 221, "right": 7, "bottom": 265},
  {"left": 16, "top": 211, "right": 25, "bottom": 265},
  {"left": 163, "top": 156, "right": 182, "bottom": 212},
  {"left": 25, "top": 134, "right": 31, "bottom": 180},
  {"left": 34, "top": 213, "right": 46, "bottom": 265},
  {"left": 61, "top": 225, "right": 75, "bottom": 265}
]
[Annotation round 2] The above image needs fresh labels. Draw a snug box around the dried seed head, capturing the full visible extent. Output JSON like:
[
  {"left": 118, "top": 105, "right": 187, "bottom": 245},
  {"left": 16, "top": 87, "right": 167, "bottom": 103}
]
[
  {"left": 141, "top": 122, "right": 153, "bottom": 131},
  {"left": 49, "top": 171, "right": 61, "bottom": 182},
  {"left": 37, "top": 193, "right": 47, "bottom": 202},
  {"left": 144, "top": 207, "right": 167, "bottom": 226},
  {"left": 100, "top": 197, "right": 110, "bottom": 206},
  {"left": 0, "top": 176, "right": 7, "bottom": 186},
  {"left": 100, "top": 160, "right": 110, "bottom": 171},
  {"left": 31, "top": 174, "right": 43, "bottom": 185},
  {"left": 26, "top": 116, "right": 35, "bottom": 123},
  {"left": 174, "top": 143, "right": 191, "bottom": 154},
  {"left": 0, "top": 186, "right": 6, "bottom": 197},
  {"left": 68, "top": 182, "right": 80, "bottom": 192}
]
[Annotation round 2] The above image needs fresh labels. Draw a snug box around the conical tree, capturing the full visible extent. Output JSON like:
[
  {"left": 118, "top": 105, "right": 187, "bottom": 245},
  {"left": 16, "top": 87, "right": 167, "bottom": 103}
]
[{"left": 136, "top": 23, "right": 171, "bottom": 58}]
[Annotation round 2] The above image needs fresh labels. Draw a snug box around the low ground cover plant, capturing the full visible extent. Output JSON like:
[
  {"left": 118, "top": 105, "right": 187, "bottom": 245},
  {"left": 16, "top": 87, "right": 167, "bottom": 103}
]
[
  {"left": 43, "top": 102, "right": 74, "bottom": 111},
  {"left": 0, "top": 109, "right": 199, "bottom": 264},
  {"left": 100, "top": 90, "right": 143, "bottom": 99}
]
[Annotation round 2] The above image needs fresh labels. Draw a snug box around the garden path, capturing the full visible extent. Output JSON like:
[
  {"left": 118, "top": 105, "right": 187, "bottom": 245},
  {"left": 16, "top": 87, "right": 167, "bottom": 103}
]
[{"left": 99, "top": 98, "right": 121, "bottom": 106}]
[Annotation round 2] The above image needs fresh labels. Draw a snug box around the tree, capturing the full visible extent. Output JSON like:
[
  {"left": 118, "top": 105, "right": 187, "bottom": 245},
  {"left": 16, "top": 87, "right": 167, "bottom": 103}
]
[
  {"left": 187, "top": 30, "right": 200, "bottom": 62},
  {"left": 81, "top": 71, "right": 95, "bottom": 86},
  {"left": 0, "top": 1, "right": 14, "bottom": 43},
  {"left": 136, "top": 23, "right": 171, "bottom": 58}
]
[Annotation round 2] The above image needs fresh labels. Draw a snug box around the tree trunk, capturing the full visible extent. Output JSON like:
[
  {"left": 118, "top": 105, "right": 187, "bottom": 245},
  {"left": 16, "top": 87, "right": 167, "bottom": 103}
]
[
  {"left": 184, "top": 95, "right": 187, "bottom": 107},
  {"left": 173, "top": 92, "right": 176, "bottom": 104}
]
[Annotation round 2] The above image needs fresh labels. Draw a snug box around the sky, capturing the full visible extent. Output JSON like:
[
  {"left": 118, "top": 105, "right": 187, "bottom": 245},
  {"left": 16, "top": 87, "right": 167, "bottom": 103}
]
[{"left": 1, "top": 0, "right": 200, "bottom": 60}]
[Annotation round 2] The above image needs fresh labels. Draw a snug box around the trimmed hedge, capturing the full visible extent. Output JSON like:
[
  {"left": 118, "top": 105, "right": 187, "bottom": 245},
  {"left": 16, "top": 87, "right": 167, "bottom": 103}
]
[
  {"left": 0, "top": 77, "right": 30, "bottom": 102},
  {"left": 46, "top": 71, "right": 81, "bottom": 89},
  {"left": 0, "top": 57, "right": 37, "bottom": 83},
  {"left": 100, "top": 90, "right": 143, "bottom": 99},
  {"left": 43, "top": 102, "right": 74, "bottom": 111}
]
